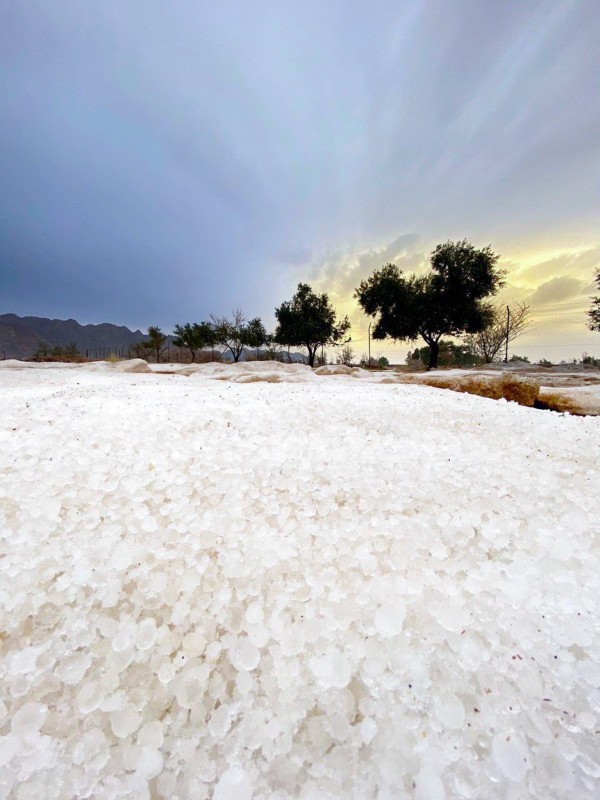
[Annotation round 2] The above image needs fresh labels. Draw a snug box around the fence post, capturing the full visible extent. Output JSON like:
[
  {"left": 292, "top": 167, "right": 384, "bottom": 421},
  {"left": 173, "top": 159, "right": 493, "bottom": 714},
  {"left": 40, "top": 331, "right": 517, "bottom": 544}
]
[{"left": 504, "top": 306, "right": 510, "bottom": 363}]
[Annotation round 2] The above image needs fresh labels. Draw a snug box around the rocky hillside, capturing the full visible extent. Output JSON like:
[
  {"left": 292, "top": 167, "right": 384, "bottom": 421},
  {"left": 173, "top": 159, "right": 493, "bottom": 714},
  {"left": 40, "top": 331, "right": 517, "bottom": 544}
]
[{"left": 0, "top": 314, "right": 145, "bottom": 359}]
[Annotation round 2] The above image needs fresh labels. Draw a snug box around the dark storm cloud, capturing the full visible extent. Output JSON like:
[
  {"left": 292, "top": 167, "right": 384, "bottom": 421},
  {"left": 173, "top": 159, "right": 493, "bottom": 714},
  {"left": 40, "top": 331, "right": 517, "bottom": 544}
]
[{"left": 1, "top": 0, "right": 598, "bottom": 330}]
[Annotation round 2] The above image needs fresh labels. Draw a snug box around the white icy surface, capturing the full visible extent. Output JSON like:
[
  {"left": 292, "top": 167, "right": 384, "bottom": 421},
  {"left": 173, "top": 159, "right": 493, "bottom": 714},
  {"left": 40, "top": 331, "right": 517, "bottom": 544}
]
[{"left": 0, "top": 367, "right": 599, "bottom": 799}]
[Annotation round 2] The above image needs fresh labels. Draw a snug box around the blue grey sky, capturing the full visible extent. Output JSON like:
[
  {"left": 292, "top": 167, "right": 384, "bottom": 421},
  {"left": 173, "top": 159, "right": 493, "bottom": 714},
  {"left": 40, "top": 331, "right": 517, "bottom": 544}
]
[{"left": 1, "top": 0, "right": 599, "bottom": 348}]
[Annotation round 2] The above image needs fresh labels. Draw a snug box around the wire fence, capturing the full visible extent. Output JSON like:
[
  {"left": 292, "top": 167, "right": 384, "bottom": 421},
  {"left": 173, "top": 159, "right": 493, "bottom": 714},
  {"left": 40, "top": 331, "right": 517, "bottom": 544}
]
[
  {"left": 2, "top": 302, "right": 598, "bottom": 366},
  {"left": 339, "top": 301, "right": 600, "bottom": 366}
]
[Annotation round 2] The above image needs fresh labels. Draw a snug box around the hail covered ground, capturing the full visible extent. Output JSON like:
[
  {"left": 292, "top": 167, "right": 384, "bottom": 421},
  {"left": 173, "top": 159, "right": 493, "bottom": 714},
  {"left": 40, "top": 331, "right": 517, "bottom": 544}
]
[{"left": 1, "top": 361, "right": 599, "bottom": 799}]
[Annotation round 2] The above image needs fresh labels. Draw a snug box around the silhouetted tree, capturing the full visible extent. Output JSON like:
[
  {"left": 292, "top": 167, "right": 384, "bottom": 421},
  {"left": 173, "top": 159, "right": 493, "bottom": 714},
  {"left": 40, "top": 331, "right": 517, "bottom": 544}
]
[
  {"left": 132, "top": 341, "right": 152, "bottom": 360},
  {"left": 211, "top": 311, "right": 245, "bottom": 362},
  {"left": 355, "top": 240, "right": 504, "bottom": 369},
  {"left": 147, "top": 326, "right": 167, "bottom": 363},
  {"left": 244, "top": 317, "right": 268, "bottom": 359},
  {"left": 172, "top": 322, "right": 216, "bottom": 362},
  {"left": 589, "top": 269, "right": 600, "bottom": 332},
  {"left": 407, "top": 340, "right": 482, "bottom": 367},
  {"left": 274, "top": 283, "right": 350, "bottom": 367}
]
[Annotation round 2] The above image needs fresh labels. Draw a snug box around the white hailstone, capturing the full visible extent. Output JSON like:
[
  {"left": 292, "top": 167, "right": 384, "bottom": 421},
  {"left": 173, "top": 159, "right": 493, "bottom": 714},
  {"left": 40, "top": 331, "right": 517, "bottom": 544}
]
[
  {"left": 77, "top": 681, "right": 105, "bottom": 713},
  {"left": 175, "top": 679, "right": 202, "bottom": 710},
  {"left": 246, "top": 623, "right": 270, "bottom": 648},
  {"left": 231, "top": 639, "right": 260, "bottom": 671},
  {"left": 138, "top": 721, "right": 164, "bottom": 749},
  {"left": 10, "top": 646, "right": 43, "bottom": 675},
  {"left": 309, "top": 652, "right": 352, "bottom": 689},
  {"left": 415, "top": 767, "right": 445, "bottom": 800},
  {"left": 141, "top": 516, "right": 158, "bottom": 533},
  {"left": 208, "top": 705, "right": 235, "bottom": 740},
  {"left": 11, "top": 702, "right": 47, "bottom": 734},
  {"left": 0, "top": 733, "right": 20, "bottom": 767},
  {"left": 434, "top": 693, "right": 465, "bottom": 729},
  {"left": 236, "top": 670, "right": 254, "bottom": 695},
  {"left": 360, "top": 717, "right": 378, "bottom": 744},
  {"left": 435, "top": 602, "right": 466, "bottom": 633},
  {"left": 492, "top": 733, "right": 531, "bottom": 782},
  {"left": 111, "top": 707, "right": 142, "bottom": 739},
  {"left": 183, "top": 629, "right": 206, "bottom": 657},
  {"left": 577, "top": 660, "right": 600, "bottom": 688},
  {"left": 112, "top": 627, "right": 134, "bottom": 653},
  {"left": 72, "top": 728, "right": 109, "bottom": 768},
  {"left": 135, "top": 618, "right": 158, "bottom": 651},
  {"left": 245, "top": 602, "right": 264, "bottom": 625},
  {"left": 157, "top": 661, "right": 175, "bottom": 684},
  {"left": 374, "top": 603, "right": 405, "bottom": 638},
  {"left": 3, "top": 366, "right": 600, "bottom": 798},
  {"left": 58, "top": 652, "right": 92, "bottom": 685},
  {"left": 135, "top": 747, "right": 164, "bottom": 780},
  {"left": 213, "top": 766, "right": 253, "bottom": 800}
]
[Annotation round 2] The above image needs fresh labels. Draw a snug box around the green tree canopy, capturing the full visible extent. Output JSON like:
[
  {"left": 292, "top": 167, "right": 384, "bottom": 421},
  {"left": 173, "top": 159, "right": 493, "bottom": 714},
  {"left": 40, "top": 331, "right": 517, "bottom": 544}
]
[
  {"left": 243, "top": 317, "right": 268, "bottom": 357},
  {"left": 172, "top": 322, "right": 216, "bottom": 362},
  {"left": 211, "top": 310, "right": 248, "bottom": 363},
  {"left": 408, "top": 340, "right": 482, "bottom": 367},
  {"left": 146, "top": 326, "right": 167, "bottom": 363},
  {"left": 210, "top": 311, "right": 268, "bottom": 362},
  {"left": 589, "top": 269, "right": 600, "bottom": 332},
  {"left": 355, "top": 240, "right": 504, "bottom": 368},
  {"left": 274, "top": 283, "right": 350, "bottom": 367}
]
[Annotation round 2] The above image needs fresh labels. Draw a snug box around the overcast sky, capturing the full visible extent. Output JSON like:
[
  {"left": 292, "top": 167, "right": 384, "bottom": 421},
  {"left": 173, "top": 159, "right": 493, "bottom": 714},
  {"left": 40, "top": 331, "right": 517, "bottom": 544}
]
[{"left": 1, "top": 1, "right": 599, "bottom": 357}]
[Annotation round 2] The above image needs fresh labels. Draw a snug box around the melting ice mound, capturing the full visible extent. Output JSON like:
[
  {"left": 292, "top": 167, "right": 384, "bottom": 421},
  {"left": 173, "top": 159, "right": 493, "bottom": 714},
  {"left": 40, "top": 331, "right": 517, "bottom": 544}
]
[
  {"left": 2, "top": 359, "right": 599, "bottom": 414},
  {"left": 0, "top": 368, "right": 599, "bottom": 798}
]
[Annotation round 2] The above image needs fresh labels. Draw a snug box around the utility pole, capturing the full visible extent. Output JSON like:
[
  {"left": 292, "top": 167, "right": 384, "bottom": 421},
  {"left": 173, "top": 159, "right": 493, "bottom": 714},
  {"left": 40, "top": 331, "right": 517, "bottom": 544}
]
[
  {"left": 504, "top": 305, "right": 510, "bottom": 363},
  {"left": 368, "top": 322, "right": 371, "bottom": 367}
]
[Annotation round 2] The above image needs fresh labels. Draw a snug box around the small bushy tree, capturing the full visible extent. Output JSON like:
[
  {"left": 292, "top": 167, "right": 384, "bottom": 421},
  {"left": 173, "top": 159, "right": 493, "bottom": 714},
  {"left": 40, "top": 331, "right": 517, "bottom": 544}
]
[
  {"left": 582, "top": 353, "right": 600, "bottom": 367},
  {"left": 132, "top": 341, "right": 152, "bottom": 360},
  {"left": 211, "top": 310, "right": 248, "bottom": 362},
  {"left": 210, "top": 311, "right": 268, "bottom": 362},
  {"left": 172, "top": 322, "right": 215, "bottom": 362},
  {"left": 336, "top": 344, "right": 355, "bottom": 365},
  {"left": 244, "top": 317, "right": 268, "bottom": 359},
  {"left": 31, "top": 341, "right": 83, "bottom": 362},
  {"left": 274, "top": 283, "right": 350, "bottom": 367},
  {"left": 147, "top": 326, "right": 167, "bottom": 363},
  {"left": 407, "top": 340, "right": 482, "bottom": 367}
]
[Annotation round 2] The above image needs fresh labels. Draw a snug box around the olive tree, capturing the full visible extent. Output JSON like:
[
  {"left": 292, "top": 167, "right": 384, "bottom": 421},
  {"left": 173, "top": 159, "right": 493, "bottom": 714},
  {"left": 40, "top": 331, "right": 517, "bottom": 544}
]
[
  {"left": 146, "top": 326, "right": 168, "bottom": 363},
  {"left": 355, "top": 240, "right": 504, "bottom": 369},
  {"left": 172, "top": 322, "right": 216, "bottom": 362},
  {"left": 274, "top": 283, "right": 350, "bottom": 367}
]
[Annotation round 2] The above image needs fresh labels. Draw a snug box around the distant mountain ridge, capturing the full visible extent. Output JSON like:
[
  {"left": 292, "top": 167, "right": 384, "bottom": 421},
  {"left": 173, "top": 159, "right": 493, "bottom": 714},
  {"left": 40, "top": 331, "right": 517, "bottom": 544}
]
[
  {"left": 0, "top": 313, "right": 145, "bottom": 359},
  {"left": 0, "top": 313, "right": 310, "bottom": 363}
]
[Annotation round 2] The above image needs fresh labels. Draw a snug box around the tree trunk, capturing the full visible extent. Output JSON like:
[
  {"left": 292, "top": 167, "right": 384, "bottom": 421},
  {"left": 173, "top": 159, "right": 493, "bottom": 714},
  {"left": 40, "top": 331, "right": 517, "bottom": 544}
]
[
  {"left": 308, "top": 347, "right": 316, "bottom": 368},
  {"left": 427, "top": 340, "right": 440, "bottom": 369},
  {"left": 155, "top": 347, "right": 160, "bottom": 364}
]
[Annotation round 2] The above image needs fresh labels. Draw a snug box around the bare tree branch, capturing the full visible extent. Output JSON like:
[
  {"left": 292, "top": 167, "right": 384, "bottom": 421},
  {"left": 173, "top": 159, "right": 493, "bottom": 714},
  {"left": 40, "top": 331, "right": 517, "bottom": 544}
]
[{"left": 464, "top": 302, "right": 532, "bottom": 363}]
